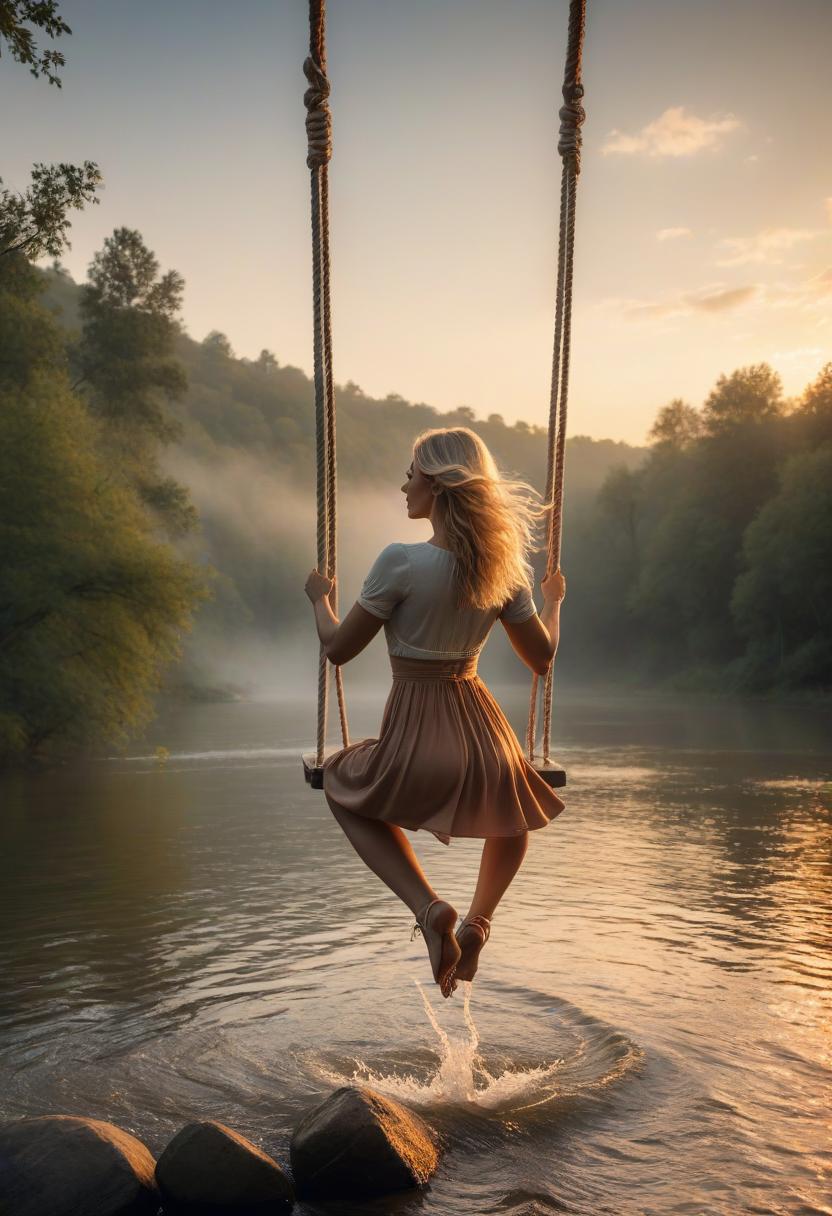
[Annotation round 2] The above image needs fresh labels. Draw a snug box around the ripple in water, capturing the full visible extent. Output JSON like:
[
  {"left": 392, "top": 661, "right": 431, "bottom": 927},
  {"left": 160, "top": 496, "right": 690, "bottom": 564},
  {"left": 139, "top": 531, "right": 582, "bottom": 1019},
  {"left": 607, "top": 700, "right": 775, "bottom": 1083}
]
[{"left": 303, "top": 981, "right": 643, "bottom": 1115}]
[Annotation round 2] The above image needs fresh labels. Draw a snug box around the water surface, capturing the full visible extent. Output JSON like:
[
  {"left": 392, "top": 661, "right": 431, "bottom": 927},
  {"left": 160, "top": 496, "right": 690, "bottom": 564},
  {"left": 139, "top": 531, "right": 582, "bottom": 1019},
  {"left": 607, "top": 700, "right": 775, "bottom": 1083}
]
[{"left": 1, "top": 683, "right": 830, "bottom": 1215}]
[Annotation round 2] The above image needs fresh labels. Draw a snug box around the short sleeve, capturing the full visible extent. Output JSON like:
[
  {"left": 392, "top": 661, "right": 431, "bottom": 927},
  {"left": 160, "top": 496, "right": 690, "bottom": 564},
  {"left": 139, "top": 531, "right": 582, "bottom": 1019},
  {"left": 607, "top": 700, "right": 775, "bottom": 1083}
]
[
  {"left": 357, "top": 543, "right": 411, "bottom": 620},
  {"left": 499, "top": 580, "right": 537, "bottom": 623}
]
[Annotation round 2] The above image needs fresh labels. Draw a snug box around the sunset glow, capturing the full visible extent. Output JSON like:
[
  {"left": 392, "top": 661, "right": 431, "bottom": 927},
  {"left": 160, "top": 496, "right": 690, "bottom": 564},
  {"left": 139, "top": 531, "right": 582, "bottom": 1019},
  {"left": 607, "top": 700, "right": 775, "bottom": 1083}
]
[{"left": 2, "top": 0, "right": 829, "bottom": 443}]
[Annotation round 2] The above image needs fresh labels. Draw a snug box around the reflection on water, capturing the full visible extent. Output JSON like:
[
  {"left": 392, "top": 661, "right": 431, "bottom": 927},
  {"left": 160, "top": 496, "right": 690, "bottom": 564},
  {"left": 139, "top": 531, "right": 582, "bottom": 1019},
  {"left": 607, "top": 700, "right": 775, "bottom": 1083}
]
[{"left": 0, "top": 686, "right": 830, "bottom": 1216}]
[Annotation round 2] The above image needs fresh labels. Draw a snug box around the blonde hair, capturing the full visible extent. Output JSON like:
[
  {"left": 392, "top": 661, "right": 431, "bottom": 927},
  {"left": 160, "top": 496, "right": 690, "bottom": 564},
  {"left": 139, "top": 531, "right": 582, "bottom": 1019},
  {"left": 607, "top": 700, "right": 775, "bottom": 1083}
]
[{"left": 412, "top": 426, "right": 554, "bottom": 613}]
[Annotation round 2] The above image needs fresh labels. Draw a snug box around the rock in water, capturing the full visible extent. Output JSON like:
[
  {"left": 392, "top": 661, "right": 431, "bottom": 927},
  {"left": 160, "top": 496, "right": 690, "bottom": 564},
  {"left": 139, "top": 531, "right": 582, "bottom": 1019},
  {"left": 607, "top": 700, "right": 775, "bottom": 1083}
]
[
  {"left": 290, "top": 1085, "right": 440, "bottom": 1198},
  {"left": 155, "top": 1120, "right": 294, "bottom": 1213},
  {"left": 0, "top": 1114, "right": 158, "bottom": 1216}
]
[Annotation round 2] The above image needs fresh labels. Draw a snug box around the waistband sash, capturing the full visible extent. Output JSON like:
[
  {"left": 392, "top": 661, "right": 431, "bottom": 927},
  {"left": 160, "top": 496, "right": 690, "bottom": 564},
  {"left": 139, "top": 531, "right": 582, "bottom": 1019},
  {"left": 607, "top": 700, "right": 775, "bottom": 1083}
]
[{"left": 390, "top": 654, "right": 479, "bottom": 682}]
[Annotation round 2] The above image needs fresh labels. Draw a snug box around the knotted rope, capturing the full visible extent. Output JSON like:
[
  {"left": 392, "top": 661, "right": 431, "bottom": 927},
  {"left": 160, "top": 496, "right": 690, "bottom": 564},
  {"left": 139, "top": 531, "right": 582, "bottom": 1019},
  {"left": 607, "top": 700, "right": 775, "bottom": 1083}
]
[
  {"left": 525, "top": 0, "right": 586, "bottom": 767},
  {"left": 305, "top": 0, "right": 587, "bottom": 776},
  {"left": 306, "top": 0, "right": 350, "bottom": 765}
]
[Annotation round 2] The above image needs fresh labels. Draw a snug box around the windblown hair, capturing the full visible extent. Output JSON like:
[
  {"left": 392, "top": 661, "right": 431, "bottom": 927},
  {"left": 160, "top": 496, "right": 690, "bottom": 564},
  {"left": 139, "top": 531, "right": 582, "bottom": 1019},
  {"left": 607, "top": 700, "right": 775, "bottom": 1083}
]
[{"left": 412, "top": 427, "right": 554, "bottom": 613}]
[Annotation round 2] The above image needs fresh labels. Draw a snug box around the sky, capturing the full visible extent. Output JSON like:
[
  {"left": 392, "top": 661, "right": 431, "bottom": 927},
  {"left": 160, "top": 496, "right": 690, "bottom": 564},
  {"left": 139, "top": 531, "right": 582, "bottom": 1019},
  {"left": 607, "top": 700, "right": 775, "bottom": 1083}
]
[{"left": 2, "top": 0, "right": 831, "bottom": 445}]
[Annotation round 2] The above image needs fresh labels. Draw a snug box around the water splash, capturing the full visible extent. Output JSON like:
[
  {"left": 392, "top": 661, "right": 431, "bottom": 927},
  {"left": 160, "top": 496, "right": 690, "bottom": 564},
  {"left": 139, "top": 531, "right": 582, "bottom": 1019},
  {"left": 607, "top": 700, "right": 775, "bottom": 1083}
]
[{"left": 312, "top": 980, "right": 565, "bottom": 1110}]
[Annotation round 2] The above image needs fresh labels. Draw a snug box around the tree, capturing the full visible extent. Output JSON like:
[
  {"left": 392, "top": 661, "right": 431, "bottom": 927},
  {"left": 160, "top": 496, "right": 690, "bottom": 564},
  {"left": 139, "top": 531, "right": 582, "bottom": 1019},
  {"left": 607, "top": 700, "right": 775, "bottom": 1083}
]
[
  {"left": 0, "top": 247, "right": 67, "bottom": 382},
  {"left": 0, "top": 0, "right": 70, "bottom": 86},
  {"left": 647, "top": 397, "right": 701, "bottom": 450},
  {"left": 0, "top": 3, "right": 102, "bottom": 260},
  {"left": 731, "top": 444, "right": 832, "bottom": 690},
  {"left": 566, "top": 463, "right": 649, "bottom": 675},
  {"left": 0, "top": 162, "right": 102, "bottom": 261},
  {"left": 623, "top": 368, "right": 791, "bottom": 679},
  {"left": 629, "top": 484, "right": 730, "bottom": 671},
  {"left": 701, "top": 364, "right": 784, "bottom": 437},
  {"left": 202, "top": 330, "right": 234, "bottom": 359},
  {"left": 72, "top": 228, "right": 196, "bottom": 536},
  {"left": 83, "top": 227, "right": 184, "bottom": 316},
  {"left": 790, "top": 361, "right": 832, "bottom": 448},
  {"left": 596, "top": 465, "right": 642, "bottom": 572},
  {"left": 0, "top": 254, "right": 210, "bottom": 763}
]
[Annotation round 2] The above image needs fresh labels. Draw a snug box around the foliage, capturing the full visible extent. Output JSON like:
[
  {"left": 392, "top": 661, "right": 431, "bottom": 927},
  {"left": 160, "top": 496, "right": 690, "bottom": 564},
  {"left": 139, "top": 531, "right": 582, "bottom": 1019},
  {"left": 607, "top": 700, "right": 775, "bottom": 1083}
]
[
  {"left": 0, "top": 163, "right": 102, "bottom": 261},
  {"left": 1, "top": 3, "right": 102, "bottom": 263},
  {"left": 578, "top": 361, "right": 831, "bottom": 691},
  {"left": 0, "top": 253, "right": 210, "bottom": 764},
  {"left": 34, "top": 265, "right": 830, "bottom": 697},
  {"left": 647, "top": 397, "right": 701, "bottom": 449},
  {"left": 731, "top": 444, "right": 832, "bottom": 690},
  {"left": 72, "top": 228, "right": 196, "bottom": 536},
  {"left": 0, "top": 0, "right": 70, "bottom": 86}
]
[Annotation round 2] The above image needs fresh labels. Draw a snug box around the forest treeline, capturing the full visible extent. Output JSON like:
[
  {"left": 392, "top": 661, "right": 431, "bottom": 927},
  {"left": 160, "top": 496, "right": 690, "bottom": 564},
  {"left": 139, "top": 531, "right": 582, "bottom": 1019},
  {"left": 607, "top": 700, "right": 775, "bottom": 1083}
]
[
  {"left": 39, "top": 253, "right": 832, "bottom": 709},
  {"left": 36, "top": 257, "right": 646, "bottom": 687},
  {"left": 1, "top": 224, "right": 645, "bottom": 765},
  {"left": 575, "top": 366, "right": 831, "bottom": 693},
  {"left": 1, "top": 241, "right": 829, "bottom": 770},
  {"left": 0, "top": 242, "right": 209, "bottom": 763},
  {"left": 1, "top": 2, "right": 829, "bottom": 766}
]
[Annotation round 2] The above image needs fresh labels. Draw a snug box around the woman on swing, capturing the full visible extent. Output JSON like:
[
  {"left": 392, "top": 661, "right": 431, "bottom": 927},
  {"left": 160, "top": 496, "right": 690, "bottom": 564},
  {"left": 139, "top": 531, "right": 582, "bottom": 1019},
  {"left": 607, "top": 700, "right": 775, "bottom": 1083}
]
[{"left": 305, "top": 427, "right": 566, "bottom": 999}]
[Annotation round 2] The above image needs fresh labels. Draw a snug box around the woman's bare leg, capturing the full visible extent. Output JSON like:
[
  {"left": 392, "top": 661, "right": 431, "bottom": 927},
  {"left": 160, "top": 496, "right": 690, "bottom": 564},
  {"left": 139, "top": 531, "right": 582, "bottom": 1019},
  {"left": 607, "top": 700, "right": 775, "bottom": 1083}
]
[
  {"left": 328, "top": 802, "right": 436, "bottom": 915},
  {"left": 454, "top": 833, "right": 529, "bottom": 983},
  {"left": 467, "top": 832, "right": 529, "bottom": 920},
  {"left": 327, "top": 803, "right": 461, "bottom": 990}
]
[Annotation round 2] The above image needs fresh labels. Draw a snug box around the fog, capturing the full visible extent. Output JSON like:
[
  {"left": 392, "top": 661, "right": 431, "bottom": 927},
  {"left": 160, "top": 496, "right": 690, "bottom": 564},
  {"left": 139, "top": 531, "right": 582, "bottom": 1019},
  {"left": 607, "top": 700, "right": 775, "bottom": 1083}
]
[{"left": 162, "top": 448, "right": 540, "bottom": 703}]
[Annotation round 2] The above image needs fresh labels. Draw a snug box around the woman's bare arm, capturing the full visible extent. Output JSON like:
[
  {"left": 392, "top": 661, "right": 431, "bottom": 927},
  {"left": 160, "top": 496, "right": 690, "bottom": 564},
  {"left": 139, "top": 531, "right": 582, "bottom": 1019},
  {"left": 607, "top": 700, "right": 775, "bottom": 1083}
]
[
  {"left": 500, "top": 569, "right": 565, "bottom": 675},
  {"left": 539, "top": 595, "right": 561, "bottom": 661}
]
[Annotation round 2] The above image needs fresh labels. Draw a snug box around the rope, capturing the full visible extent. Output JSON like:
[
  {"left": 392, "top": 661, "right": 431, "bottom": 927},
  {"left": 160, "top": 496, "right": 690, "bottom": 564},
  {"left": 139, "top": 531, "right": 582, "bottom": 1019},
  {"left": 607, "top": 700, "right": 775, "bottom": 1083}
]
[
  {"left": 306, "top": 0, "right": 350, "bottom": 766},
  {"left": 526, "top": 0, "right": 586, "bottom": 766},
  {"left": 304, "top": 0, "right": 587, "bottom": 774}
]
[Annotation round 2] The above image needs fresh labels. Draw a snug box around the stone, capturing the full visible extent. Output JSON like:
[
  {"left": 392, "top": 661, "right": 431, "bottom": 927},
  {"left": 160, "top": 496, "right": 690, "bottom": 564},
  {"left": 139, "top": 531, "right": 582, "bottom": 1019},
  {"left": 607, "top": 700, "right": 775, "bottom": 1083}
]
[
  {"left": 0, "top": 1114, "right": 158, "bottom": 1216},
  {"left": 154, "top": 1120, "right": 294, "bottom": 1213},
  {"left": 289, "top": 1085, "right": 440, "bottom": 1199}
]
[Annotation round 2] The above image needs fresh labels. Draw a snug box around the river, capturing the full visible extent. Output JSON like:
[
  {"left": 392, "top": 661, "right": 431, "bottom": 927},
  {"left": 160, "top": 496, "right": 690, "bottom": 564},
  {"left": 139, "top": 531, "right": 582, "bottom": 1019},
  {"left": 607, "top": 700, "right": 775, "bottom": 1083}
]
[{"left": 1, "top": 680, "right": 830, "bottom": 1216}]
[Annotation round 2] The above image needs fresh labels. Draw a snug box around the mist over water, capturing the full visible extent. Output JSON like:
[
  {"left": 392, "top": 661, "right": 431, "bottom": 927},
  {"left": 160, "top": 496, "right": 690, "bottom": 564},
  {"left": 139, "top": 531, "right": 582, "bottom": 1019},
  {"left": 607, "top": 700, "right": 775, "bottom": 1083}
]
[
  {"left": 166, "top": 451, "right": 555, "bottom": 698},
  {"left": 1, "top": 683, "right": 830, "bottom": 1215},
  {"left": 166, "top": 449, "right": 464, "bottom": 696}
]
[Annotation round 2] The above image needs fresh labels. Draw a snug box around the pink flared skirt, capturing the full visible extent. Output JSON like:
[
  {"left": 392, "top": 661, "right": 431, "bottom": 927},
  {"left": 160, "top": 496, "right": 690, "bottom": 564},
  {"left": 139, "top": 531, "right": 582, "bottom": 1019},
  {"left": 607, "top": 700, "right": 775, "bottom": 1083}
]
[{"left": 321, "top": 654, "right": 566, "bottom": 840}]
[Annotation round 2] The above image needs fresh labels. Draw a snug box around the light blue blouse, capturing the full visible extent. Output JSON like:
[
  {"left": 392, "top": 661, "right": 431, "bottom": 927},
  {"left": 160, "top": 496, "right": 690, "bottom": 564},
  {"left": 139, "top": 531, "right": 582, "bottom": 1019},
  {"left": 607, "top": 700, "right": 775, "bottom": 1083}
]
[{"left": 356, "top": 541, "right": 538, "bottom": 659}]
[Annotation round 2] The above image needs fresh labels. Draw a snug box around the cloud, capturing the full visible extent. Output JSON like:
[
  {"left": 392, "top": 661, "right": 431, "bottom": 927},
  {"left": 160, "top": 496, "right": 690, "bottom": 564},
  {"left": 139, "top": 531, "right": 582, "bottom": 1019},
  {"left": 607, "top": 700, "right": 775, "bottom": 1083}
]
[
  {"left": 622, "top": 284, "right": 757, "bottom": 320},
  {"left": 601, "top": 106, "right": 742, "bottom": 158},
  {"left": 715, "top": 227, "right": 821, "bottom": 267},
  {"left": 601, "top": 267, "right": 832, "bottom": 322},
  {"left": 762, "top": 267, "right": 832, "bottom": 309},
  {"left": 656, "top": 227, "right": 692, "bottom": 242},
  {"left": 690, "top": 286, "right": 757, "bottom": 312}
]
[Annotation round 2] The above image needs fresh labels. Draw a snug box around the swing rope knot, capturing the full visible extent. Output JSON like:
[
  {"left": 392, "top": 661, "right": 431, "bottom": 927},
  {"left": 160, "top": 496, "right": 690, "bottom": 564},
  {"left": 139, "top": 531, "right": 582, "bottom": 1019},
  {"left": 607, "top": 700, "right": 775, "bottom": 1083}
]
[
  {"left": 303, "top": 56, "right": 332, "bottom": 168},
  {"left": 558, "top": 82, "right": 586, "bottom": 174}
]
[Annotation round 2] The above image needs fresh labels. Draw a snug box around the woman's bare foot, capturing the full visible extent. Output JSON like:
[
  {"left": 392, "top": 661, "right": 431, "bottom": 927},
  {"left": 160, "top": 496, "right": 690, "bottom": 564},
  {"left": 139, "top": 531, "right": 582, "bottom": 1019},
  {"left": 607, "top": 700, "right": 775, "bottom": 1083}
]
[
  {"left": 454, "top": 915, "right": 491, "bottom": 982},
  {"left": 412, "top": 898, "right": 461, "bottom": 998}
]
